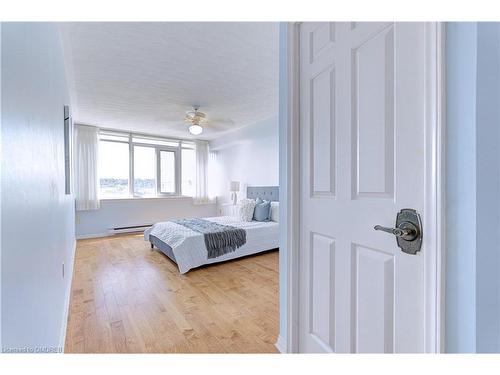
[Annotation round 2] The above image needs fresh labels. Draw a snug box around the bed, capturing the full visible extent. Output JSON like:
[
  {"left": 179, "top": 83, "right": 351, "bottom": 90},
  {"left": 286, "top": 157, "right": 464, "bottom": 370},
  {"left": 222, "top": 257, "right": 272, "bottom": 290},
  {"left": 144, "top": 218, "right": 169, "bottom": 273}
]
[{"left": 144, "top": 186, "right": 279, "bottom": 273}]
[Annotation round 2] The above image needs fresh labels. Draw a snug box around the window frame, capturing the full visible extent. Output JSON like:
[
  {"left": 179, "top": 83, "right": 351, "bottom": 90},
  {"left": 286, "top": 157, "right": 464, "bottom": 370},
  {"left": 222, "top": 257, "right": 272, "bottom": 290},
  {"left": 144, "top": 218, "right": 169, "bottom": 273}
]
[
  {"left": 156, "top": 147, "right": 180, "bottom": 196},
  {"left": 132, "top": 144, "right": 158, "bottom": 198},
  {"left": 98, "top": 129, "right": 194, "bottom": 199}
]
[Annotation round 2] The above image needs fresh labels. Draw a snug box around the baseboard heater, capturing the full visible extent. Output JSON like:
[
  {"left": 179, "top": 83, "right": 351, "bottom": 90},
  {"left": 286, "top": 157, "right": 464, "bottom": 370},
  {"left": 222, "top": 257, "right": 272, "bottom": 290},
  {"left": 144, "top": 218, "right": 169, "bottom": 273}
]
[{"left": 108, "top": 224, "right": 152, "bottom": 235}]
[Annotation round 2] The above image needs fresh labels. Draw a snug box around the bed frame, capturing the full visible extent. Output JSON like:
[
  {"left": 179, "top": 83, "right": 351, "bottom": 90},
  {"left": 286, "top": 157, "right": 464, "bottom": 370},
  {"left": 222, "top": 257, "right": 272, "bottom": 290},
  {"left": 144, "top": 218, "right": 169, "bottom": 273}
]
[
  {"left": 246, "top": 186, "right": 279, "bottom": 202},
  {"left": 149, "top": 186, "right": 279, "bottom": 263}
]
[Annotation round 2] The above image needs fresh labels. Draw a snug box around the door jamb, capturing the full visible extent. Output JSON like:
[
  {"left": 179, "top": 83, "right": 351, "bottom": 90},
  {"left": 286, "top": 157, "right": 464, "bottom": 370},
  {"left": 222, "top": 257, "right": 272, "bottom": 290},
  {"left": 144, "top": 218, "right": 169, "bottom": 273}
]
[
  {"left": 423, "top": 22, "right": 446, "bottom": 353},
  {"left": 284, "top": 22, "right": 446, "bottom": 353},
  {"left": 284, "top": 22, "right": 301, "bottom": 354}
]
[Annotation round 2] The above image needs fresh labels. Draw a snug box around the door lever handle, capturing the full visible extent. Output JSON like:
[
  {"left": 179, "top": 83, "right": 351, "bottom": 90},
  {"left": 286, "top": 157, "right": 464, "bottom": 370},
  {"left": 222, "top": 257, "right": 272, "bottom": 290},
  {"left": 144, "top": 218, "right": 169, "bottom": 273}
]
[
  {"left": 373, "top": 209, "right": 423, "bottom": 255},
  {"left": 374, "top": 222, "right": 419, "bottom": 242}
]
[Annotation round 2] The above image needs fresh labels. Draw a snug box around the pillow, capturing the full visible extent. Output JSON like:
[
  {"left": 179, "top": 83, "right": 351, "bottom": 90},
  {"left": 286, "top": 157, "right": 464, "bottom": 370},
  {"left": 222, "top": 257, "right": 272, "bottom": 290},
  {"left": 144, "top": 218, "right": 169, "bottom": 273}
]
[
  {"left": 270, "top": 201, "right": 279, "bottom": 222},
  {"left": 253, "top": 199, "right": 271, "bottom": 222},
  {"left": 237, "top": 199, "right": 256, "bottom": 222}
]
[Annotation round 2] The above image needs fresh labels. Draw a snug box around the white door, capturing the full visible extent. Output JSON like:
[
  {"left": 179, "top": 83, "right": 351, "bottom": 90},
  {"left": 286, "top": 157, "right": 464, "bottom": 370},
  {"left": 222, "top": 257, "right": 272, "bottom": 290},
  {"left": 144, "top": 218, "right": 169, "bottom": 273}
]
[{"left": 298, "top": 22, "right": 426, "bottom": 353}]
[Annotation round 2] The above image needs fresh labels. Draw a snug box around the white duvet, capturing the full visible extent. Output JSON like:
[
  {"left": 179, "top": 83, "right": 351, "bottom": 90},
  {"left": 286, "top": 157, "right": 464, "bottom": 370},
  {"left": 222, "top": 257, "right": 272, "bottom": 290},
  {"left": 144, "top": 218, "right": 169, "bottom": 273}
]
[{"left": 144, "top": 216, "right": 279, "bottom": 273}]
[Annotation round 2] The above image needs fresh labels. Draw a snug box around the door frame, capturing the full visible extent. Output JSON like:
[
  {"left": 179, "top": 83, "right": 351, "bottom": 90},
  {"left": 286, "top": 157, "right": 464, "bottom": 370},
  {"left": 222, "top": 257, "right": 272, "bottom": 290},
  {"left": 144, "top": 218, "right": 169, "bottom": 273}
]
[{"left": 283, "top": 22, "right": 446, "bottom": 353}]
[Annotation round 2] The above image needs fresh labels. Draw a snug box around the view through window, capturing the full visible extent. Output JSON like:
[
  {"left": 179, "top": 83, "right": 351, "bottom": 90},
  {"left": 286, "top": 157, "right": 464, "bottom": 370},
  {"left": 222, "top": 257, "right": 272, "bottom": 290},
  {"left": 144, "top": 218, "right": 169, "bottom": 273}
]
[
  {"left": 98, "top": 140, "right": 130, "bottom": 198},
  {"left": 134, "top": 145, "right": 156, "bottom": 196}
]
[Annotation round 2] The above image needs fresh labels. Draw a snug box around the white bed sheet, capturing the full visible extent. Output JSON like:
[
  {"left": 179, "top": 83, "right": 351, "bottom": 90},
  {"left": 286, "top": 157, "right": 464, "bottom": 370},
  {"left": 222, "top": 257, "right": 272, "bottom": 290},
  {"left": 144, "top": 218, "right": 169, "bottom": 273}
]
[{"left": 144, "top": 216, "right": 279, "bottom": 273}]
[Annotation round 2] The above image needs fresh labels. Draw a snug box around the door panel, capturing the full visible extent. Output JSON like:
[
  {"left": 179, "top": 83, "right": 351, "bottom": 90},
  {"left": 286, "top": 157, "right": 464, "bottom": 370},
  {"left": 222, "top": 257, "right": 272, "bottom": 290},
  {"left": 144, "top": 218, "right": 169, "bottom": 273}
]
[
  {"left": 311, "top": 65, "right": 336, "bottom": 197},
  {"left": 309, "top": 232, "right": 336, "bottom": 352},
  {"left": 352, "top": 25, "right": 394, "bottom": 198},
  {"left": 310, "top": 23, "right": 335, "bottom": 63},
  {"left": 352, "top": 244, "right": 395, "bottom": 353},
  {"left": 298, "top": 22, "right": 426, "bottom": 353}
]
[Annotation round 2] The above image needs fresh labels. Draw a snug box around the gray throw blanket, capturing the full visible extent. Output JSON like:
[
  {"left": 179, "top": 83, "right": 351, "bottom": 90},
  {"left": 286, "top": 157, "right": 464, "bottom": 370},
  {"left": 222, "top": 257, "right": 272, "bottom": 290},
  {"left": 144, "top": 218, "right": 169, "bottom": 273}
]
[{"left": 173, "top": 218, "right": 246, "bottom": 259}]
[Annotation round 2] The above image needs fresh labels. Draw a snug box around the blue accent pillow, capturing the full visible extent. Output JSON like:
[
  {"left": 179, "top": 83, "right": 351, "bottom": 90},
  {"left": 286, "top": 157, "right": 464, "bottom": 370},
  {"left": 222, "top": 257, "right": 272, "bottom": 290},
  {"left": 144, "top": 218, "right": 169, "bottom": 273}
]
[{"left": 253, "top": 198, "right": 271, "bottom": 221}]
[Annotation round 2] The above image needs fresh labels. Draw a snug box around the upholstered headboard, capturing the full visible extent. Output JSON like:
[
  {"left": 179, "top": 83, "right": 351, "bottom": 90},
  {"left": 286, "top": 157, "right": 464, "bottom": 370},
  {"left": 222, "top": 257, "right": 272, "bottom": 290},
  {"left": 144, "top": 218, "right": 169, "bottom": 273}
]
[{"left": 246, "top": 186, "right": 279, "bottom": 202}]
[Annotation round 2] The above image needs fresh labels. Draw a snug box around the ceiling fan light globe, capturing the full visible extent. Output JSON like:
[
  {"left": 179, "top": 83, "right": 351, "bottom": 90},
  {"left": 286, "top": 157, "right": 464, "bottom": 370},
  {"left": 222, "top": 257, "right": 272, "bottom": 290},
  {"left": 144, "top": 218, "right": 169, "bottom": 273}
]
[{"left": 188, "top": 124, "right": 203, "bottom": 136}]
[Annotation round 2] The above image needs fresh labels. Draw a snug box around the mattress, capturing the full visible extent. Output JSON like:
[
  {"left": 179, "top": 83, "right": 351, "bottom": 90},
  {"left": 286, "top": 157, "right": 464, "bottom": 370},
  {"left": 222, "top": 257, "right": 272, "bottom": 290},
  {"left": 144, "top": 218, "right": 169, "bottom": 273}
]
[{"left": 144, "top": 216, "right": 279, "bottom": 273}]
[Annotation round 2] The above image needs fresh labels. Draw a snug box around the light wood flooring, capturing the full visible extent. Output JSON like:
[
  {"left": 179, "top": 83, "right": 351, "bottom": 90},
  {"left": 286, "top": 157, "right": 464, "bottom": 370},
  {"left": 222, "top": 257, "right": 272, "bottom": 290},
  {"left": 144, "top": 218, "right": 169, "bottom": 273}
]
[{"left": 64, "top": 233, "right": 279, "bottom": 353}]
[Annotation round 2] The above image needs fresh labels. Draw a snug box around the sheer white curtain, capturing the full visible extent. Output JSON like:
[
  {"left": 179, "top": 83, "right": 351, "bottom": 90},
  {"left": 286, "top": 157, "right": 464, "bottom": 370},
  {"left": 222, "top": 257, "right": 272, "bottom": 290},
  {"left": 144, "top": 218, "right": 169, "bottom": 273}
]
[
  {"left": 193, "top": 140, "right": 210, "bottom": 205},
  {"left": 207, "top": 150, "right": 220, "bottom": 199},
  {"left": 74, "top": 125, "right": 100, "bottom": 211}
]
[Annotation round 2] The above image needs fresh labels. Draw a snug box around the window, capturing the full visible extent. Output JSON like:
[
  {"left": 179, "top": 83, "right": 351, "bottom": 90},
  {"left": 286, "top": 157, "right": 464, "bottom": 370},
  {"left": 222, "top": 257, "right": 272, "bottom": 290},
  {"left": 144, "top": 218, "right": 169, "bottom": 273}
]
[
  {"left": 133, "top": 146, "right": 156, "bottom": 197},
  {"left": 97, "top": 131, "right": 199, "bottom": 199},
  {"left": 98, "top": 140, "right": 130, "bottom": 198},
  {"left": 159, "top": 150, "right": 176, "bottom": 194},
  {"left": 181, "top": 147, "right": 196, "bottom": 197}
]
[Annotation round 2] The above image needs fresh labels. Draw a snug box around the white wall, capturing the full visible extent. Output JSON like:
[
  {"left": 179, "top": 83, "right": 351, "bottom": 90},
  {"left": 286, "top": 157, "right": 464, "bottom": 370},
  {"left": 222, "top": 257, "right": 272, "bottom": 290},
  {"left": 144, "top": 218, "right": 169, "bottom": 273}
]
[
  {"left": 475, "top": 22, "right": 500, "bottom": 353},
  {"left": 445, "top": 22, "right": 478, "bottom": 354},
  {"left": 446, "top": 22, "right": 500, "bottom": 353},
  {"left": 0, "top": 21, "right": 3, "bottom": 351},
  {"left": 1, "top": 23, "right": 76, "bottom": 351},
  {"left": 76, "top": 198, "right": 216, "bottom": 238},
  {"left": 209, "top": 116, "right": 279, "bottom": 203}
]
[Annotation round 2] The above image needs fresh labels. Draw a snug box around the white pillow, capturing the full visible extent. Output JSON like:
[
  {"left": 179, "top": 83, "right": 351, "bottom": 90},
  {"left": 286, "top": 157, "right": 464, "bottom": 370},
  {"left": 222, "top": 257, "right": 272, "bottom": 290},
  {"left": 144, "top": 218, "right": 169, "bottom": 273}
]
[
  {"left": 237, "top": 199, "right": 256, "bottom": 222},
  {"left": 270, "top": 201, "right": 279, "bottom": 222}
]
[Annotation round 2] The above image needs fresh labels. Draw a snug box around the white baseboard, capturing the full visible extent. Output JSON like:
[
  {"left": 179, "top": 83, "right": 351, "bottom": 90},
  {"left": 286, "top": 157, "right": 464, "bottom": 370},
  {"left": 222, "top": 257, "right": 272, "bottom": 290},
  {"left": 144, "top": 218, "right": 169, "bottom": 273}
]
[
  {"left": 59, "top": 239, "right": 76, "bottom": 353},
  {"left": 76, "top": 232, "right": 110, "bottom": 240},
  {"left": 76, "top": 229, "right": 145, "bottom": 240},
  {"left": 275, "top": 335, "right": 287, "bottom": 353}
]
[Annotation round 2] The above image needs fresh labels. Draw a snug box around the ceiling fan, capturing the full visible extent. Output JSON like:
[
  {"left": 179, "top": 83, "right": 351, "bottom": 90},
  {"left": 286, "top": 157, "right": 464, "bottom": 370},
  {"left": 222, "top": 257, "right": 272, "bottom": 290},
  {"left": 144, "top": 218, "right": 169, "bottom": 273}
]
[
  {"left": 185, "top": 107, "right": 207, "bottom": 135},
  {"left": 183, "top": 106, "right": 235, "bottom": 136}
]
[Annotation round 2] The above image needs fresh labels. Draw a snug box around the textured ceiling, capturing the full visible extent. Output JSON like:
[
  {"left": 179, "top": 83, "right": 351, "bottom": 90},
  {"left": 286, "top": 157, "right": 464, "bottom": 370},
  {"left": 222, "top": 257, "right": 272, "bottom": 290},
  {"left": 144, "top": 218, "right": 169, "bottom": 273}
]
[{"left": 59, "top": 22, "right": 279, "bottom": 140}]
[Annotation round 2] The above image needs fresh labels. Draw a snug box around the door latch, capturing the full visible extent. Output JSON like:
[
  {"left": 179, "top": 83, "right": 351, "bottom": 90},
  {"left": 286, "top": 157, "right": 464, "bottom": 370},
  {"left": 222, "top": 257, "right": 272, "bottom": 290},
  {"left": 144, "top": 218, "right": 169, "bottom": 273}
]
[{"left": 374, "top": 209, "right": 422, "bottom": 255}]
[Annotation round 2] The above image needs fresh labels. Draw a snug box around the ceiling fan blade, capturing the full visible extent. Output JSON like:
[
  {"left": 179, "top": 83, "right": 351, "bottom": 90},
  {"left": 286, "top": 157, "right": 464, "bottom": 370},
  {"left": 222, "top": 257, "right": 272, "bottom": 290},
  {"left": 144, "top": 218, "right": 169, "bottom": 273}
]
[{"left": 153, "top": 108, "right": 237, "bottom": 134}]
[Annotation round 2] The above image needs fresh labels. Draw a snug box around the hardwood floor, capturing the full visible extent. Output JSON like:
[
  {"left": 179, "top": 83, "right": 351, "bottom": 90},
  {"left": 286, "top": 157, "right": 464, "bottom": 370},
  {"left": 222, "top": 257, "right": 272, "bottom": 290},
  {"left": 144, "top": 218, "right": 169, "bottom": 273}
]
[{"left": 64, "top": 233, "right": 279, "bottom": 353}]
